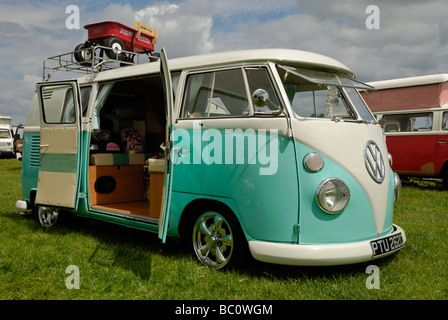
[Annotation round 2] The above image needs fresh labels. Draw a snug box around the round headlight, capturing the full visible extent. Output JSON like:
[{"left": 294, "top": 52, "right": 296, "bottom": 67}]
[
  {"left": 316, "top": 178, "right": 350, "bottom": 214},
  {"left": 303, "top": 153, "right": 324, "bottom": 172}
]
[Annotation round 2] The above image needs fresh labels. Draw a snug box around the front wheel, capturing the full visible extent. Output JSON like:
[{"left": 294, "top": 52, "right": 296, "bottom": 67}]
[{"left": 191, "top": 207, "right": 247, "bottom": 269}]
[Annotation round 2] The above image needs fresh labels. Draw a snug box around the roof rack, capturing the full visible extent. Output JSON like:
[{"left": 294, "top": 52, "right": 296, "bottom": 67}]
[{"left": 42, "top": 45, "right": 159, "bottom": 82}]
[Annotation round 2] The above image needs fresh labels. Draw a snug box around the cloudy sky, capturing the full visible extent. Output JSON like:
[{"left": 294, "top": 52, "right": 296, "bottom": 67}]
[{"left": 1, "top": 0, "right": 448, "bottom": 125}]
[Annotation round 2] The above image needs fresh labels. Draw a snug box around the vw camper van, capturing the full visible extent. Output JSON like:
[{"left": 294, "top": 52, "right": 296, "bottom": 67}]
[
  {"left": 16, "top": 47, "right": 405, "bottom": 269},
  {"left": 361, "top": 74, "right": 448, "bottom": 189}
]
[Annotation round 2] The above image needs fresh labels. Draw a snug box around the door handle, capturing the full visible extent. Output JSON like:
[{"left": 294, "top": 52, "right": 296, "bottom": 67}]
[
  {"left": 174, "top": 147, "right": 190, "bottom": 157},
  {"left": 39, "top": 144, "right": 49, "bottom": 148},
  {"left": 437, "top": 141, "right": 447, "bottom": 144}
]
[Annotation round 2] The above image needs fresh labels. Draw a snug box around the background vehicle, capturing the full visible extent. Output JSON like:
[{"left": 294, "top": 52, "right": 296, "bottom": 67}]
[
  {"left": 361, "top": 74, "right": 448, "bottom": 188},
  {"left": 0, "top": 116, "right": 14, "bottom": 158}
]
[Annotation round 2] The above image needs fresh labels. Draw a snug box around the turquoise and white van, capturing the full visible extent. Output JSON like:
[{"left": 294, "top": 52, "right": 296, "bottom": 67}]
[{"left": 16, "top": 48, "right": 405, "bottom": 269}]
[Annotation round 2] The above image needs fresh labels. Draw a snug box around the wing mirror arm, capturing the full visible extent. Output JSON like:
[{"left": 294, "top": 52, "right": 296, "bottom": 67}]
[{"left": 251, "top": 89, "right": 293, "bottom": 138}]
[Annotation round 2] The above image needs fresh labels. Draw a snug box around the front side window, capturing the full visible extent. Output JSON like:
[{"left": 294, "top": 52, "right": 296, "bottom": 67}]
[
  {"left": 382, "top": 113, "right": 433, "bottom": 132},
  {"left": 182, "top": 67, "right": 280, "bottom": 118},
  {"left": 183, "top": 69, "right": 247, "bottom": 118}
]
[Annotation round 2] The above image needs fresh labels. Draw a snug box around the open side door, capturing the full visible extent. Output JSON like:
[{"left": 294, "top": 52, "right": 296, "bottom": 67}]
[
  {"left": 35, "top": 81, "right": 82, "bottom": 210},
  {"left": 158, "top": 48, "right": 175, "bottom": 242}
]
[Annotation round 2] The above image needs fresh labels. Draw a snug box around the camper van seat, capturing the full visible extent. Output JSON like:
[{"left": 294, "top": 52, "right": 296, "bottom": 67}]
[{"left": 90, "top": 153, "right": 151, "bottom": 166}]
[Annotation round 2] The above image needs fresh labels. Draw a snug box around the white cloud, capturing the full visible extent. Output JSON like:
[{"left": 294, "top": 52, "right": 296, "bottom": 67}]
[
  {"left": 212, "top": 0, "right": 448, "bottom": 82},
  {"left": 133, "top": 0, "right": 214, "bottom": 57},
  {"left": 1, "top": 0, "right": 448, "bottom": 125},
  {"left": 135, "top": 3, "right": 179, "bottom": 18},
  {"left": 0, "top": 2, "right": 63, "bottom": 28}
]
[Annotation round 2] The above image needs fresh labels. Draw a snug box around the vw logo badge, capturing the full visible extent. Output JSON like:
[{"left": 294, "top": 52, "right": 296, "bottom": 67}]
[{"left": 364, "top": 140, "right": 385, "bottom": 183}]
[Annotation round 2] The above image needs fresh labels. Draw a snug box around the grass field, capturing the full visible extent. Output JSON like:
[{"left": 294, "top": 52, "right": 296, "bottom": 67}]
[{"left": 0, "top": 158, "right": 447, "bottom": 300}]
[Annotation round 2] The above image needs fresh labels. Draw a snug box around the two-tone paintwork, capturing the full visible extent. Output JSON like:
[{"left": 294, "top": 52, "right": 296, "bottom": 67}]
[{"left": 17, "top": 49, "right": 405, "bottom": 266}]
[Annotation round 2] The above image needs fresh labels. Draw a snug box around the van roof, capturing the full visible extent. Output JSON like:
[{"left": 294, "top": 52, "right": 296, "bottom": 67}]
[
  {"left": 367, "top": 74, "right": 448, "bottom": 90},
  {"left": 79, "top": 48, "right": 354, "bottom": 83}
]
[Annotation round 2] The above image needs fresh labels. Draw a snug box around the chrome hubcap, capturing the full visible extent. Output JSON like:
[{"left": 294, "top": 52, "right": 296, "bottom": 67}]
[
  {"left": 193, "top": 212, "right": 233, "bottom": 269},
  {"left": 38, "top": 206, "right": 59, "bottom": 228}
]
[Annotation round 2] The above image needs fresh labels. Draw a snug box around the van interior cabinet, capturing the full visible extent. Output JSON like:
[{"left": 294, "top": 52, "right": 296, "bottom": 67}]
[
  {"left": 88, "top": 158, "right": 165, "bottom": 219},
  {"left": 88, "top": 165, "right": 146, "bottom": 205}
]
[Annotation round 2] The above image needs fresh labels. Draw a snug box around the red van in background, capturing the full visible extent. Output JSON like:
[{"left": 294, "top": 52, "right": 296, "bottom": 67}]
[{"left": 361, "top": 74, "right": 448, "bottom": 189}]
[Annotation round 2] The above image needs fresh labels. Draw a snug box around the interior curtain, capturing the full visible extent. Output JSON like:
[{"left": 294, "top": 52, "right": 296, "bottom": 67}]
[{"left": 92, "top": 83, "right": 114, "bottom": 130}]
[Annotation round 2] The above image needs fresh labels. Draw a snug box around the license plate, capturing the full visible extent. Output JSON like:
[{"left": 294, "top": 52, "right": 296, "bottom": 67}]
[{"left": 370, "top": 233, "right": 404, "bottom": 257}]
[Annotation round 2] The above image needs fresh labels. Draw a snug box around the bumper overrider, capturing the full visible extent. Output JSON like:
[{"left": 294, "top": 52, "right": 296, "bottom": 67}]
[{"left": 249, "top": 224, "right": 406, "bottom": 266}]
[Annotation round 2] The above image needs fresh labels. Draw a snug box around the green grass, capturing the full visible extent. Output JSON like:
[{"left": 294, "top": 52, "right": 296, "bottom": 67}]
[{"left": 0, "top": 158, "right": 447, "bottom": 300}]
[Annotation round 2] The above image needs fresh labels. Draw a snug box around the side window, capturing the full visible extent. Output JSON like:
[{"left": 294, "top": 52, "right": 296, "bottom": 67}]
[
  {"left": 443, "top": 112, "right": 448, "bottom": 131},
  {"left": 382, "top": 113, "right": 433, "bottom": 132},
  {"left": 40, "top": 84, "right": 77, "bottom": 124},
  {"left": 182, "top": 69, "right": 249, "bottom": 118},
  {"left": 181, "top": 66, "right": 281, "bottom": 118}
]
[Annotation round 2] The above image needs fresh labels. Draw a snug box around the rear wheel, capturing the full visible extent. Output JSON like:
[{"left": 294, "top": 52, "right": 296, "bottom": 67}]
[
  {"left": 33, "top": 206, "right": 60, "bottom": 229},
  {"left": 191, "top": 205, "right": 247, "bottom": 269}
]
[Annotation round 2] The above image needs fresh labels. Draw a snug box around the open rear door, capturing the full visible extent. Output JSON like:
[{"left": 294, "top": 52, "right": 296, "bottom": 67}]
[
  {"left": 158, "top": 48, "right": 175, "bottom": 242},
  {"left": 35, "top": 81, "right": 82, "bottom": 209}
]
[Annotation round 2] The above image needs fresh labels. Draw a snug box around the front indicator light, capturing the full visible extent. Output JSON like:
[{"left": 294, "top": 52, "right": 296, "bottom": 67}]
[
  {"left": 316, "top": 178, "right": 350, "bottom": 213},
  {"left": 304, "top": 152, "right": 324, "bottom": 172}
]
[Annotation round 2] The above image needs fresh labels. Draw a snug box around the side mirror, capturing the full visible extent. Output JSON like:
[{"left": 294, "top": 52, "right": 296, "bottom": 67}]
[{"left": 252, "top": 89, "right": 269, "bottom": 108}]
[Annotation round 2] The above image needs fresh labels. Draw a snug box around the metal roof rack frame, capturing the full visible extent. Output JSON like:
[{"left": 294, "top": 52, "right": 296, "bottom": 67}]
[{"left": 42, "top": 45, "right": 159, "bottom": 82}]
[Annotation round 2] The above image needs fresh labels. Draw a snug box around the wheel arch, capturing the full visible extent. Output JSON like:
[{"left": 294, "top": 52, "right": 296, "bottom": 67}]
[
  {"left": 439, "top": 160, "right": 448, "bottom": 189},
  {"left": 177, "top": 198, "right": 247, "bottom": 242}
]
